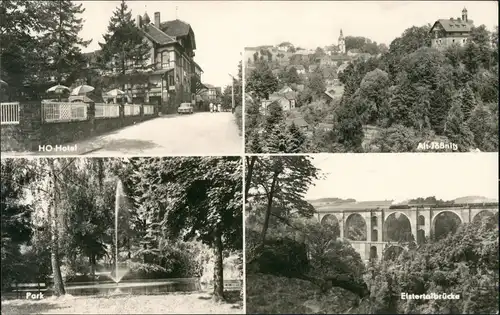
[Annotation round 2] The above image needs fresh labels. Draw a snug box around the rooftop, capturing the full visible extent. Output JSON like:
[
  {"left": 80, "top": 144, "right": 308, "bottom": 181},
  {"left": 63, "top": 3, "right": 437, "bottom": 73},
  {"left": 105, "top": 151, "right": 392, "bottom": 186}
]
[
  {"left": 160, "top": 19, "right": 191, "bottom": 37},
  {"left": 432, "top": 18, "right": 474, "bottom": 33}
]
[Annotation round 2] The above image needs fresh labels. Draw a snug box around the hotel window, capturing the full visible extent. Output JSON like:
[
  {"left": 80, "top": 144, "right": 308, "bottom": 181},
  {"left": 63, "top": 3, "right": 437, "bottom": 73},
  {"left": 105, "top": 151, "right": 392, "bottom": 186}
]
[
  {"left": 156, "top": 52, "right": 161, "bottom": 69},
  {"left": 162, "top": 51, "right": 169, "bottom": 69},
  {"left": 169, "top": 51, "right": 175, "bottom": 68}
]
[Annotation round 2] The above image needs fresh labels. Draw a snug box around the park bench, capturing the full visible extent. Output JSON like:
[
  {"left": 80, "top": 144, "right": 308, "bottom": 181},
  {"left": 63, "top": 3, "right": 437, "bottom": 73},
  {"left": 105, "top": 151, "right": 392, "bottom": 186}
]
[
  {"left": 10, "top": 282, "right": 50, "bottom": 299},
  {"left": 202, "top": 279, "right": 242, "bottom": 292}
]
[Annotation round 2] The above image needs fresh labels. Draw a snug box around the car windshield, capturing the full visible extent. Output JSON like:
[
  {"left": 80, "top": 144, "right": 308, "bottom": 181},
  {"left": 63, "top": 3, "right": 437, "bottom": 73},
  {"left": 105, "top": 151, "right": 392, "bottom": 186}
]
[{"left": 179, "top": 104, "right": 191, "bottom": 108}]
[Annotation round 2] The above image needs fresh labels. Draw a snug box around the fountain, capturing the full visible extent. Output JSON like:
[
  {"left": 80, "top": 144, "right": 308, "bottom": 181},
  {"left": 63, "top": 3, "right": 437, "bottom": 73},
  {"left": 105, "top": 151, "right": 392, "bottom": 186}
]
[{"left": 59, "top": 179, "right": 201, "bottom": 297}]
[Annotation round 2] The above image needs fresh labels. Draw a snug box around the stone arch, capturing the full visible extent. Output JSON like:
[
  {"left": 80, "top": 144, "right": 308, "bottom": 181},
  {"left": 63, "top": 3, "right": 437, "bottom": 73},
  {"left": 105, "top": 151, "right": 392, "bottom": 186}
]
[
  {"left": 320, "top": 214, "right": 340, "bottom": 238},
  {"left": 383, "top": 245, "right": 404, "bottom": 261},
  {"left": 371, "top": 215, "right": 378, "bottom": 228},
  {"left": 384, "top": 212, "right": 413, "bottom": 242},
  {"left": 369, "top": 246, "right": 378, "bottom": 260},
  {"left": 344, "top": 213, "right": 367, "bottom": 241},
  {"left": 321, "top": 214, "right": 339, "bottom": 225},
  {"left": 472, "top": 209, "right": 497, "bottom": 224},
  {"left": 432, "top": 210, "right": 462, "bottom": 241}
]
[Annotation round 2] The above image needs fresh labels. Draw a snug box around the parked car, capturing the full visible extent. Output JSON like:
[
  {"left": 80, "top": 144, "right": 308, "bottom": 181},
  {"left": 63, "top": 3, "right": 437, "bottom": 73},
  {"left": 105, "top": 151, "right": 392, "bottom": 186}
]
[{"left": 177, "top": 103, "right": 194, "bottom": 114}]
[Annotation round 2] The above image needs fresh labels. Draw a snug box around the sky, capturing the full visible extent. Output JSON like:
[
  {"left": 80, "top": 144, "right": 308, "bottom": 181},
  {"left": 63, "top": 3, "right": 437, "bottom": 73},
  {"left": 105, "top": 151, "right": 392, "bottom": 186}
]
[
  {"left": 241, "top": 1, "right": 498, "bottom": 49},
  {"left": 306, "top": 153, "right": 498, "bottom": 202},
  {"left": 75, "top": 1, "right": 244, "bottom": 88}
]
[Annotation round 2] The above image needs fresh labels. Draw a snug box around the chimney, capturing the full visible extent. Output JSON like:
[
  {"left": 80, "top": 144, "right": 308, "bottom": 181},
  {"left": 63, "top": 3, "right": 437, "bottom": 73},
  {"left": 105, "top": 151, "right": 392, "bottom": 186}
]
[
  {"left": 154, "top": 12, "right": 160, "bottom": 28},
  {"left": 136, "top": 15, "right": 142, "bottom": 28}
]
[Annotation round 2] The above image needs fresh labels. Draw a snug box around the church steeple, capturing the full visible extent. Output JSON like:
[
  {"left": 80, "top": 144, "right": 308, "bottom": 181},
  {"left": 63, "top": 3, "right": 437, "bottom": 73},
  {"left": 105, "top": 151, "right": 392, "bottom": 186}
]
[{"left": 338, "top": 29, "right": 346, "bottom": 54}]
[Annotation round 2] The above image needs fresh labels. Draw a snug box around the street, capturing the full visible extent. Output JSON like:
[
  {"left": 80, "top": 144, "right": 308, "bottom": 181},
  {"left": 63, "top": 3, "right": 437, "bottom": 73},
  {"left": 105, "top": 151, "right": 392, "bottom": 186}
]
[{"left": 31, "top": 112, "right": 242, "bottom": 156}]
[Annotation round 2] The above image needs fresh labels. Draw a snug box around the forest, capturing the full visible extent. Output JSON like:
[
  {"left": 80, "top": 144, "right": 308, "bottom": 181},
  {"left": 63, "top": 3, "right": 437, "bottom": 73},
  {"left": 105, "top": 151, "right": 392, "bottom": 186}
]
[
  {"left": 245, "top": 156, "right": 499, "bottom": 314},
  {"left": 1, "top": 157, "right": 243, "bottom": 302},
  {"left": 245, "top": 24, "right": 499, "bottom": 153}
]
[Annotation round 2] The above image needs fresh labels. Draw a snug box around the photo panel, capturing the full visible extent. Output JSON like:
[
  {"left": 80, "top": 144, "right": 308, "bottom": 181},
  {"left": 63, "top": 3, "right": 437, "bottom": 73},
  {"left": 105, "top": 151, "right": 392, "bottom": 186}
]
[
  {"left": 0, "top": 156, "right": 243, "bottom": 314},
  {"left": 0, "top": 1, "right": 243, "bottom": 157},
  {"left": 245, "top": 153, "right": 498, "bottom": 314},
  {"left": 243, "top": 1, "right": 499, "bottom": 153}
]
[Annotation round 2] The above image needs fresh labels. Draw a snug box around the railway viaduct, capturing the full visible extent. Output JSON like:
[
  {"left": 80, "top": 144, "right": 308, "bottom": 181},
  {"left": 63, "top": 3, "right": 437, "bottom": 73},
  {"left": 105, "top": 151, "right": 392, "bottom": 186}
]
[{"left": 313, "top": 200, "right": 499, "bottom": 262}]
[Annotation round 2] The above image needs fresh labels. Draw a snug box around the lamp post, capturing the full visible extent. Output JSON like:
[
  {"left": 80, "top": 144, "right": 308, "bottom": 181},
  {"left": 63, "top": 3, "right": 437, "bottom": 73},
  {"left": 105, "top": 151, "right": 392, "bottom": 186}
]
[{"left": 228, "top": 73, "right": 235, "bottom": 113}]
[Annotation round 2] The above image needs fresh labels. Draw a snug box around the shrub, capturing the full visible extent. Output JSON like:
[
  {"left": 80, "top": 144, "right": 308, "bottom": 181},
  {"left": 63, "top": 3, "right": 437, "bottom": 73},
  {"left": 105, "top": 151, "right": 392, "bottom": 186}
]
[{"left": 234, "top": 105, "right": 242, "bottom": 134}]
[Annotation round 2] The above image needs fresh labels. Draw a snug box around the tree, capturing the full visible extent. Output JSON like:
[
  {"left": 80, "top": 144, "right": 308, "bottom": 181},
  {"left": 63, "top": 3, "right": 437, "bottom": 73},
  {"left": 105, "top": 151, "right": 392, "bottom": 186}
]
[
  {"left": 356, "top": 68, "right": 390, "bottom": 124},
  {"left": 0, "top": 1, "right": 47, "bottom": 95},
  {"left": 287, "top": 122, "right": 307, "bottom": 152},
  {"left": 124, "top": 157, "right": 242, "bottom": 301},
  {"left": 460, "top": 82, "right": 476, "bottom": 121},
  {"left": 468, "top": 103, "right": 498, "bottom": 151},
  {"left": 369, "top": 124, "right": 418, "bottom": 152},
  {"left": 265, "top": 121, "right": 290, "bottom": 153},
  {"left": 98, "top": 0, "right": 151, "bottom": 89},
  {"left": 470, "top": 25, "right": 493, "bottom": 70},
  {"left": 246, "top": 60, "right": 279, "bottom": 100},
  {"left": 444, "top": 95, "right": 475, "bottom": 151},
  {"left": 38, "top": 1, "right": 91, "bottom": 84},
  {"left": 333, "top": 99, "right": 364, "bottom": 152},
  {"left": 246, "top": 156, "right": 319, "bottom": 247},
  {"left": 307, "top": 68, "right": 326, "bottom": 101},
  {"left": 283, "top": 66, "right": 301, "bottom": 85},
  {"left": 1, "top": 159, "right": 35, "bottom": 289}
]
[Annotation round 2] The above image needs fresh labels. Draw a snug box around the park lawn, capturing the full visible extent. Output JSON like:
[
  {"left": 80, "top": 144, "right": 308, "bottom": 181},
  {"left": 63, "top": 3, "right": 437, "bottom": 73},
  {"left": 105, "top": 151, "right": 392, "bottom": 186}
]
[{"left": 1, "top": 292, "right": 243, "bottom": 314}]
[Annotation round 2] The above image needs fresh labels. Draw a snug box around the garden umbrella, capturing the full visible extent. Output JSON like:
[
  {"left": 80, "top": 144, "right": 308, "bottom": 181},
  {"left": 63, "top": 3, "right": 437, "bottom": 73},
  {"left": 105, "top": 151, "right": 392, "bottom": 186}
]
[
  {"left": 46, "top": 84, "right": 70, "bottom": 94},
  {"left": 71, "top": 84, "right": 95, "bottom": 96},
  {"left": 106, "top": 88, "right": 126, "bottom": 97},
  {"left": 47, "top": 84, "right": 70, "bottom": 101}
]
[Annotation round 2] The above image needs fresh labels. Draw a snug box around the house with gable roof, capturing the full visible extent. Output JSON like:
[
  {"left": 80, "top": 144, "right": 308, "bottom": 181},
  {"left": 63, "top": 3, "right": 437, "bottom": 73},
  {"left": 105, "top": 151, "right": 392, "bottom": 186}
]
[
  {"left": 84, "top": 11, "right": 205, "bottom": 114},
  {"left": 430, "top": 8, "right": 474, "bottom": 50}
]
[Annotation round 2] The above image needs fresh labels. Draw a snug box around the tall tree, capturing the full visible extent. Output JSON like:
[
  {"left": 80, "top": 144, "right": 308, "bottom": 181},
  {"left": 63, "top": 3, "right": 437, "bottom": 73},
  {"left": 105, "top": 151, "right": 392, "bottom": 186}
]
[
  {"left": 246, "top": 60, "right": 279, "bottom": 100},
  {"left": 48, "top": 160, "right": 66, "bottom": 296},
  {"left": 38, "top": 0, "right": 91, "bottom": 84},
  {"left": 125, "top": 157, "right": 242, "bottom": 301},
  {"left": 307, "top": 67, "right": 326, "bottom": 101},
  {"left": 0, "top": 1, "right": 53, "bottom": 96},
  {"left": 98, "top": 0, "right": 151, "bottom": 89},
  {"left": 1, "top": 159, "right": 35, "bottom": 288},
  {"left": 246, "top": 156, "right": 319, "bottom": 246},
  {"left": 444, "top": 95, "right": 475, "bottom": 151},
  {"left": 460, "top": 82, "right": 476, "bottom": 121}
]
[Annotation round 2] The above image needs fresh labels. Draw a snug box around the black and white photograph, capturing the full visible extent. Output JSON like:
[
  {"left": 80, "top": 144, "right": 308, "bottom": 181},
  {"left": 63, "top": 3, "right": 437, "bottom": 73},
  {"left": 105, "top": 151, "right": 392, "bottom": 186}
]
[
  {"left": 0, "top": 1, "right": 243, "bottom": 156},
  {"left": 245, "top": 153, "right": 498, "bottom": 314},
  {"left": 1, "top": 157, "right": 243, "bottom": 314},
  {"left": 244, "top": 1, "right": 499, "bottom": 153}
]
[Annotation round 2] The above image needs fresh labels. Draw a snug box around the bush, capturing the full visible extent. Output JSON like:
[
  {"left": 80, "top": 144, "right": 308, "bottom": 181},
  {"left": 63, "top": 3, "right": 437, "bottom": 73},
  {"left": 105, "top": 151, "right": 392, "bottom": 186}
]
[
  {"left": 234, "top": 105, "right": 242, "bottom": 133},
  {"left": 121, "top": 262, "right": 169, "bottom": 280}
]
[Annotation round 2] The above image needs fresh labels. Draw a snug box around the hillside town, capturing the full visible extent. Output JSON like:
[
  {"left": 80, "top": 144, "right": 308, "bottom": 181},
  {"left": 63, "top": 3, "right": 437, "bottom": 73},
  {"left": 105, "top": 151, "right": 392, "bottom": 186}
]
[{"left": 245, "top": 7, "right": 498, "bottom": 153}]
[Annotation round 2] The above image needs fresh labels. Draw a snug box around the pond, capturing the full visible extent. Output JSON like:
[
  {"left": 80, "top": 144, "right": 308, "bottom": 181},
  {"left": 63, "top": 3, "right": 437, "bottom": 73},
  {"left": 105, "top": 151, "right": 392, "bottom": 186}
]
[{"left": 64, "top": 278, "right": 201, "bottom": 296}]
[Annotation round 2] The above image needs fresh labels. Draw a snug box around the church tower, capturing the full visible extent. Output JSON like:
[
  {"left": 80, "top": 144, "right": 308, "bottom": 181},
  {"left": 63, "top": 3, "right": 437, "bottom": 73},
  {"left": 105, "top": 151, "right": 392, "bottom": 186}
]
[
  {"left": 461, "top": 7, "right": 468, "bottom": 22},
  {"left": 338, "top": 29, "right": 346, "bottom": 54}
]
